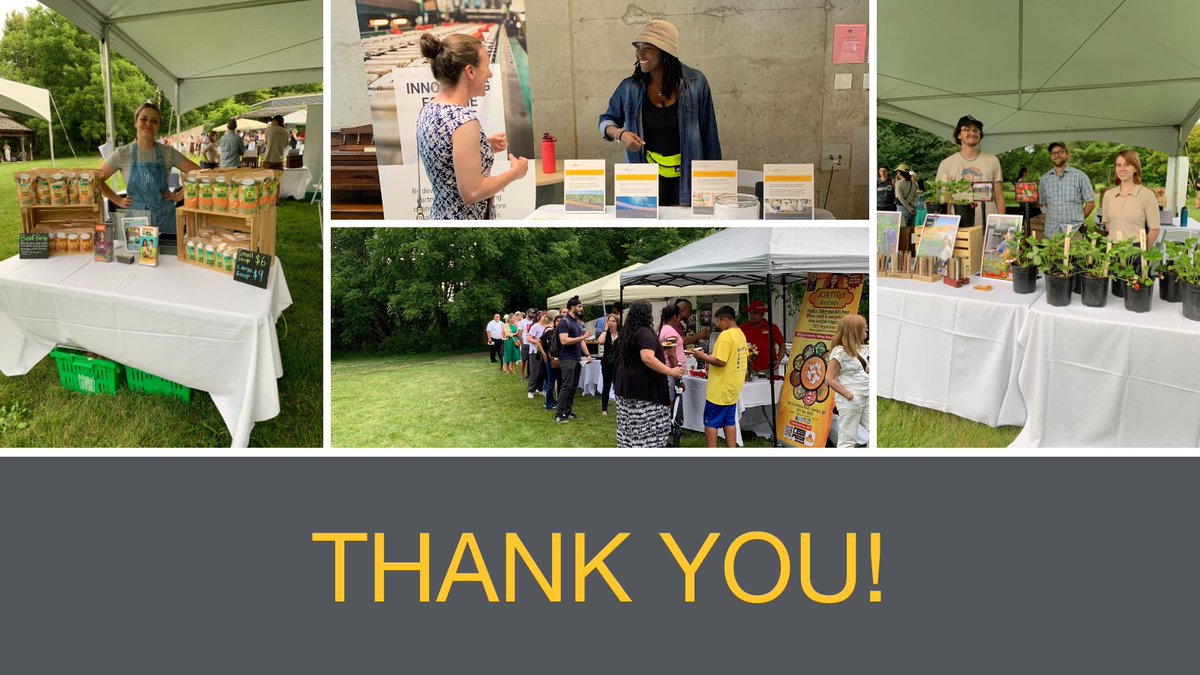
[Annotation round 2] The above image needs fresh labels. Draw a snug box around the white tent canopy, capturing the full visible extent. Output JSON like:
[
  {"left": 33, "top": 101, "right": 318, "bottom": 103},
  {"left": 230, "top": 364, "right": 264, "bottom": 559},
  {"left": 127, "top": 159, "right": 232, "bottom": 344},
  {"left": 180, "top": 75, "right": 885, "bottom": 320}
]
[
  {"left": 41, "top": 0, "right": 323, "bottom": 114},
  {"left": 0, "top": 78, "right": 54, "bottom": 164},
  {"left": 621, "top": 227, "right": 869, "bottom": 288},
  {"left": 879, "top": 0, "right": 1200, "bottom": 211},
  {"left": 282, "top": 109, "right": 307, "bottom": 125},
  {"left": 547, "top": 263, "right": 749, "bottom": 309}
]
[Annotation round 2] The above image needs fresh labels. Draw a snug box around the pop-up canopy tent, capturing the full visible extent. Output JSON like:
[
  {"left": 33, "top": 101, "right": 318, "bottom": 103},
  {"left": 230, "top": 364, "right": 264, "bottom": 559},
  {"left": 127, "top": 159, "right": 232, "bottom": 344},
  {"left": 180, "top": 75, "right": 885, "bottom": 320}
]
[
  {"left": 41, "top": 0, "right": 321, "bottom": 143},
  {"left": 0, "top": 78, "right": 54, "bottom": 165},
  {"left": 547, "top": 263, "right": 749, "bottom": 310},
  {"left": 621, "top": 226, "right": 869, "bottom": 445},
  {"left": 879, "top": 0, "right": 1200, "bottom": 213}
]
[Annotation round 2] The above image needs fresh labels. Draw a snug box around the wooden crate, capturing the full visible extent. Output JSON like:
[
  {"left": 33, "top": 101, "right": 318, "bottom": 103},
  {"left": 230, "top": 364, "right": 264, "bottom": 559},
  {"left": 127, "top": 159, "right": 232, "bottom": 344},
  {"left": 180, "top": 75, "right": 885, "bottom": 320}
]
[
  {"left": 953, "top": 225, "right": 984, "bottom": 276},
  {"left": 19, "top": 167, "right": 104, "bottom": 233},
  {"left": 175, "top": 168, "right": 280, "bottom": 271}
]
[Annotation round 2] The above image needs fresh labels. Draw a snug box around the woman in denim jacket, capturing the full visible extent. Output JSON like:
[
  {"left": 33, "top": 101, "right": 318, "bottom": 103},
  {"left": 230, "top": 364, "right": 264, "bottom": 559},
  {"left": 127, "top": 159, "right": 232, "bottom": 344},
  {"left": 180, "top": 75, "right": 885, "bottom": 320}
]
[{"left": 598, "top": 19, "right": 721, "bottom": 207}]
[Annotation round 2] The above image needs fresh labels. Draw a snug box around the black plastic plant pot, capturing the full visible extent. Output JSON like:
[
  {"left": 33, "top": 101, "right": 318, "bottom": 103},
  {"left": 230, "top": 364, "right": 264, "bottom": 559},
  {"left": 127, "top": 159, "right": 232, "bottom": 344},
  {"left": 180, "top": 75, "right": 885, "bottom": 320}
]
[
  {"left": 1080, "top": 275, "right": 1109, "bottom": 308},
  {"left": 1123, "top": 282, "right": 1153, "bottom": 313},
  {"left": 1045, "top": 274, "right": 1074, "bottom": 307},
  {"left": 1183, "top": 283, "right": 1200, "bottom": 321},
  {"left": 1159, "top": 270, "right": 1182, "bottom": 303},
  {"left": 1112, "top": 277, "right": 1126, "bottom": 298},
  {"left": 1011, "top": 264, "right": 1038, "bottom": 294},
  {"left": 953, "top": 204, "right": 976, "bottom": 227}
]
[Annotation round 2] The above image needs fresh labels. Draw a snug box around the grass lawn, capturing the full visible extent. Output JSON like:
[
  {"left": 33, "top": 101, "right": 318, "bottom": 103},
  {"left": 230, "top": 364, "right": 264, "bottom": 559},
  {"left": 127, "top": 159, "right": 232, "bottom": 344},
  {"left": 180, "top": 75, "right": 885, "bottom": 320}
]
[
  {"left": 878, "top": 397, "right": 1021, "bottom": 448},
  {"left": 0, "top": 156, "right": 323, "bottom": 447},
  {"left": 332, "top": 351, "right": 776, "bottom": 448}
]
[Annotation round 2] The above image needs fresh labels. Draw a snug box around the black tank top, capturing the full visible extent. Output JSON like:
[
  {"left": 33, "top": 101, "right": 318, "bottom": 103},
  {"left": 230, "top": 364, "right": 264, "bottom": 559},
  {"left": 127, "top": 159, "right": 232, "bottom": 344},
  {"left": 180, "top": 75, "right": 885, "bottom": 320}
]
[{"left": 642, "top": 89, "right": 681, "bottom": 206}]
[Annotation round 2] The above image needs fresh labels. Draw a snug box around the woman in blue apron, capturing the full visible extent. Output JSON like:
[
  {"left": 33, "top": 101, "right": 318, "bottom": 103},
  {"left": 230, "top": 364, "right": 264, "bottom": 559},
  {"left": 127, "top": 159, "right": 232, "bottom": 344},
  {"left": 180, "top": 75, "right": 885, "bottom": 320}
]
[{"left": 97, "top": 102, "right": 200, "bottom": 235}]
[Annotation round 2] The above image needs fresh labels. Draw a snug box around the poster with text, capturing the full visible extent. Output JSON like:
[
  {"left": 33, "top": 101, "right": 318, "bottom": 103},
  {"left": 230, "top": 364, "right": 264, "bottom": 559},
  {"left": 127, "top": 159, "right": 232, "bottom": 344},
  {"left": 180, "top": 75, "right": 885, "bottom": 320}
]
[
  {"left": 982, "top": 214, "right": 1024, "bottom": 280},
  {"left": 691, "top": 160, "right": 737, "bottom": 216},
  {"left": 776, "top": 273, "right": 865, "bottom": 448},
  {"left": 564, "top": 160, "right": 606, "bottom": 213},
  {"left": 763, "top": 164, "right": 815, "bottom": 219},
  {"left": 614, "top": 164, "right": 659, "bottom": 218}
]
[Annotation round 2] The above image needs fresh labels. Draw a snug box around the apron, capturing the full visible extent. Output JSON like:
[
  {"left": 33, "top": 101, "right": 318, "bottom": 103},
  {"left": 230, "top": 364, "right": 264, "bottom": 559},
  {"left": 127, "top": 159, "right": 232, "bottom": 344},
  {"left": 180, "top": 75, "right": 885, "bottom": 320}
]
[{"left": 128, "top": 144, "right": 177, "bottom": 235}]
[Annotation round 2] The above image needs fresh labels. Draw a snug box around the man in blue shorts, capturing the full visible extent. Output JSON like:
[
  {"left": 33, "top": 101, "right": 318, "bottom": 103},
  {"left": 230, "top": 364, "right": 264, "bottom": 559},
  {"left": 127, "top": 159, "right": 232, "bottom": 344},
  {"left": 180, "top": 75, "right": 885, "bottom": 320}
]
[{"left": 687, "top": 305, "right": 748, "bottom": 447}]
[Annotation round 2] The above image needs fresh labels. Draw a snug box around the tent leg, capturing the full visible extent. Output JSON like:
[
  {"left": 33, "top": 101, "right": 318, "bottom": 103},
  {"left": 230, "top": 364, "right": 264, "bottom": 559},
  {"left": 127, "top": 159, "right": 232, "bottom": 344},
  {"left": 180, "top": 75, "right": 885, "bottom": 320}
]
[
  {"left": 766, "top": 275, "right": 778, "bottom": 447},
  {"left": 48, "top": 116, "right": 55, "bottom": 167},
  {"left": 100, "top": 28, "right": 115, "bottom": 150}
]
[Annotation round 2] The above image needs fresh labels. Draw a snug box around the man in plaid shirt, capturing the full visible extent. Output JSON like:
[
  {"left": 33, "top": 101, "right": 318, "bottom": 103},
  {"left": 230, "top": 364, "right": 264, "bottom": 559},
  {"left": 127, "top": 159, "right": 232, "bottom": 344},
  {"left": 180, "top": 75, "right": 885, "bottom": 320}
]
[{"left": 1038, "top": 142, "right": 1095, "bottom": 237}]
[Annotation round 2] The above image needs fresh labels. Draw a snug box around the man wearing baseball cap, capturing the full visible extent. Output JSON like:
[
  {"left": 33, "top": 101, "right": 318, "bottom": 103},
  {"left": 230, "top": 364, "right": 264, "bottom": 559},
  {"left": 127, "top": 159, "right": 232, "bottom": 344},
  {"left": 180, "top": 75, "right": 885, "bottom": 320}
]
[
  {"left": 935, "top": 115, "right": 1005, "bottom": 222},
  {"left": 598, "top": 18, "right": 722, "bottom": 207},
  {"left": 738, "top": 300, "right": 785, "bottom": 373},
  {"left": 555, "top": 296, "right": 594, "bottom": 424}
]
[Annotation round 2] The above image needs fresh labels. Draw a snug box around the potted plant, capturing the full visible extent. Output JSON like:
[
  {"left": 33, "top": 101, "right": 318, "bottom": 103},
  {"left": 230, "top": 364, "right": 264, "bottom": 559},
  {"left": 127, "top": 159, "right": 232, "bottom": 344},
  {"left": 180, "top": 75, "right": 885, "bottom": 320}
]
[
  {"left": 1031, "top": 230, "right": 1075, "bottom": 306},
  {"left": 1110, "top": 244, "right": 1163, "bottom": 313},
  {"left": 1158, "top": 240, "right": 1187, "bottom": 303},
  {"left": 926, "top": 178, "right": 976, "bottom": 227},
  {"left": 1074, "top": 230, "right": 1111, "bottom": 308},
  {"left": 1175, "top": 239, "right": 1200, "bottom": 321},
  {"left": 1005, "top": 229, "right": 1039, "bottom": 294},
  {"left": 1107, "top": 238, "right": 1138, "bottom": 298}
]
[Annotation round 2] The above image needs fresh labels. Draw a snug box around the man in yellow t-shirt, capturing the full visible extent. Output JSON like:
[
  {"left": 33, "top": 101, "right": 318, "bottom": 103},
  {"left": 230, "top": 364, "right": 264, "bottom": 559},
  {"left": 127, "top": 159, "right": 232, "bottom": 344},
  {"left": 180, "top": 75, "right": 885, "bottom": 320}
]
[{"left": 688, "top": 305, "right": 748, "bottom": 448}]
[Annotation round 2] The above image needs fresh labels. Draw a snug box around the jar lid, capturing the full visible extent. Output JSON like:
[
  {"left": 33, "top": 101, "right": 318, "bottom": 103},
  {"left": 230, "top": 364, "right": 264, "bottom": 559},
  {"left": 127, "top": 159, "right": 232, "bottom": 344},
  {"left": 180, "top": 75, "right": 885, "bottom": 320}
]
[
  {"left": 68, "top": 233, "right": 79, "bottom": 239},
  {"left": 81, "top": 232, "right": 92, "bottom": 239}
]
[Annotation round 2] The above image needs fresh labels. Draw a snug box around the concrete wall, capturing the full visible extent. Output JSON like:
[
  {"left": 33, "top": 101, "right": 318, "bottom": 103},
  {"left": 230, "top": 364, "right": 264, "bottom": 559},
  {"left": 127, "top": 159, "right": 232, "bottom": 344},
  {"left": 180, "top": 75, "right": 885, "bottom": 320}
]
[{"left": 526, "top": 0, "right": 869, "bottom": 219}]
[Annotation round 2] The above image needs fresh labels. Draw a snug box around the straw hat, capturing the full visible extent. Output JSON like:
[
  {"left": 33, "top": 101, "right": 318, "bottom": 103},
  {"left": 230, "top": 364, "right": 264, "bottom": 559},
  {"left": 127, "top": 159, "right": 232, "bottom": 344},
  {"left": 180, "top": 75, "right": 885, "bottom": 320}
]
[{"left": 632, "top": 19, "right": 679, "bottom": 57}]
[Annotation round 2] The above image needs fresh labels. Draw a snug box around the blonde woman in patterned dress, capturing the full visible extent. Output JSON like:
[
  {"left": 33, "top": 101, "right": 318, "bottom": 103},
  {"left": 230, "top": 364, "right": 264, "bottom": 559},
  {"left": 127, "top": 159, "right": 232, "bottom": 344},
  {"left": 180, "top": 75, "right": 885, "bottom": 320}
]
[{"left": 416, "top": 32, "right": 528, "bottom": 219}]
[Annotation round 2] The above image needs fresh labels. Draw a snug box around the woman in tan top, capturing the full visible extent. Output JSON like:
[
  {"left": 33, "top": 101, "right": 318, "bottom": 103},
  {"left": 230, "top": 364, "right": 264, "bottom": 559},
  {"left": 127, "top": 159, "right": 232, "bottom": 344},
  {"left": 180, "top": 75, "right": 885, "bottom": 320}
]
[{"left": 1101, "top": 150, "right": 1159, "bottom": 246}]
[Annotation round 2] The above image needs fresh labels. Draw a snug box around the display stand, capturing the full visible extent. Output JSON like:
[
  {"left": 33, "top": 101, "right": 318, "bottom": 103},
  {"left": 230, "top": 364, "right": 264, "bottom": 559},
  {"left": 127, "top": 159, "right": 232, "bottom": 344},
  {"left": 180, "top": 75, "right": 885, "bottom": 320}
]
[
  {"left": 19, "top": 169, "right": 104, "bottom": 234},
  {"left": 176, "top": 169, "right": 280, "bottom": 274},
  {"left": 953, "top": 225, "right": 984, "bottom": 275},
  {"left": 913, "top": 256, "right": 942, "bottom": 283}
]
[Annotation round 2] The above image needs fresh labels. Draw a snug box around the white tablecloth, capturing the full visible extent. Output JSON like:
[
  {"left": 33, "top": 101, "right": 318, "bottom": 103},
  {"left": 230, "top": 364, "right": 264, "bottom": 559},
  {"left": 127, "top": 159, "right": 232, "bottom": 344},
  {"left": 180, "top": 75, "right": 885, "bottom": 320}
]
[
  {"left": 280, "top": 166, "right": 312, "bottom": 200},
  {"left": 877, "top": 276, "right": 1043, "bottom": 427},
  {"left": 0, "top": 254, "right": 292, "bottom": 447},
  {"left": 1012, "top": 298, "right": 1200, "bottom": 447},
  {"left": 680, "top": 375, "right": 783, "bottom": 446},
  {"left": 579, "top": 359, "right": 610, "bottom": 397}
]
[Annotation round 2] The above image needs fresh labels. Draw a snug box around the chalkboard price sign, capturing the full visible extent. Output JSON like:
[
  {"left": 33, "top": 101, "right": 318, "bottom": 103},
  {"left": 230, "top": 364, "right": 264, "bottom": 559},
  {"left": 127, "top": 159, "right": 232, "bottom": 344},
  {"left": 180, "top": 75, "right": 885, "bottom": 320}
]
[
  {"left": 232, "top": 249, "right": 272, "bottom": 289},
  {"left": 19, "top": 233, "right": 50, "bottom": 259}
]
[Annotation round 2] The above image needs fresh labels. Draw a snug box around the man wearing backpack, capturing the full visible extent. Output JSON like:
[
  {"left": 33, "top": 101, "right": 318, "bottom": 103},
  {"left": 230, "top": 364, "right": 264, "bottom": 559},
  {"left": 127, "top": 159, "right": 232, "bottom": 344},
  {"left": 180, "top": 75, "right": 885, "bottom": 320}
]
[{"left": 556, "top": 296, "right": 594, "bottom": 423}]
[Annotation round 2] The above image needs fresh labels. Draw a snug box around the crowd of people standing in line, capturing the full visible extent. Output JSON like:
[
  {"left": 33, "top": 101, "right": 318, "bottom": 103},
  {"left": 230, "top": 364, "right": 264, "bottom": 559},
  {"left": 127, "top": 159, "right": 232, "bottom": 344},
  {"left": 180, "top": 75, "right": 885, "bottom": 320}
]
[{"left": 484, "top": 298, "right": 870, "bottom": 449}]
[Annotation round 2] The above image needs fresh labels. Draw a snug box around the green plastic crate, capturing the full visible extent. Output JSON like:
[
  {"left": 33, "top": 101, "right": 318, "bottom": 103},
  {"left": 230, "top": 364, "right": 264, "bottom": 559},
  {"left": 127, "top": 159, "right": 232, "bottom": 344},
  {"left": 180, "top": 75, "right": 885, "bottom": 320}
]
[
  {"left": 125, "top": 367, "right": 191, "bottom": 404},
  {"left": 49, "top": 348, "right": 122, "bottom": 395}
]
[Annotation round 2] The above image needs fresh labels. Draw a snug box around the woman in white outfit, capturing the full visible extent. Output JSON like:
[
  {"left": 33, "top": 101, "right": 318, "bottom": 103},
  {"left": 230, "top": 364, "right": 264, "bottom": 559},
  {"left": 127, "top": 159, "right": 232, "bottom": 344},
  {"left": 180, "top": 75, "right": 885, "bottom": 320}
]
[{"left": 825, "top": 314, "right": 869, "bottom": 449}]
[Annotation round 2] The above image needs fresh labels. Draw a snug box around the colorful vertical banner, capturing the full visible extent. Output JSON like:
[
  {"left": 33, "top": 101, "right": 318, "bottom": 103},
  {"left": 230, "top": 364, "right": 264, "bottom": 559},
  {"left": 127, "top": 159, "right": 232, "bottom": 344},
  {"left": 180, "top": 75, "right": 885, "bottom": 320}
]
[{"left": 776, "top": 273, "right": 866, "bottom": 448}]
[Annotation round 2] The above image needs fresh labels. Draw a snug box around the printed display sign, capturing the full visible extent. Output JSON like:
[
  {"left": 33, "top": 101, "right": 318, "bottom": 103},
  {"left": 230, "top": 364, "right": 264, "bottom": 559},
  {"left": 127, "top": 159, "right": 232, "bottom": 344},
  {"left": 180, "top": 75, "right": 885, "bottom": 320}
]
[
  {"left": 233, "top": 249, "right": 272, "bottom": 289},
  {"left": 614, "top": 163, "right": 658, "bottom": 219},
  {"left": 877, "top": 211, "right": 901, "bottom": 257},
  {"left": 915, "top": 213, "right": 961, "bottom": 275},
  {"left": 763, "top": 164, "right": 815, "bottom": 219},
  {"left": 776, "top": 273, "right": 866, "bottom": 448},
  {"left": 691, "top": 160, "right": 737, "bottom": 216},
  {"left": 982, "top": 214, "right": 1024, "bottom": 281},
  {"left": 1015, "top": 181, "right": 1039, "bottom": 203},
  {"left": 564, "top": 159, "right": 605, "bottom": 213}
]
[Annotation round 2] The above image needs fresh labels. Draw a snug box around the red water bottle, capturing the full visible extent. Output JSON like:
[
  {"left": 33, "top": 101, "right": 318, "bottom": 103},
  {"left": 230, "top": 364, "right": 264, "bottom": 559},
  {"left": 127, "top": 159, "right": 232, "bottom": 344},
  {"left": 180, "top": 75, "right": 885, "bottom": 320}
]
[{"left": 541, "top": 133, "right": 557, "bottom": 174}]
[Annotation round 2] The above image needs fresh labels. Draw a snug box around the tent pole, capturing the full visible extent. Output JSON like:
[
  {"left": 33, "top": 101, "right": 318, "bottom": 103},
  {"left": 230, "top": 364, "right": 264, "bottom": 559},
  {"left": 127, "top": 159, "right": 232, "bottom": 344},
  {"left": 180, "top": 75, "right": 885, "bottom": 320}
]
[
  {"left": 766, "top": 275, "right": 778, "bottom": 447},
  {"left": 48, "top": 114, "right": 55, "bottom": 167},
  {"left": 175, "top": 81, "right": 182, "bottom": 153},
  {"left": 49, "top": 93, "right": 78, "bottom": 157},
  {"left": 100, "top": 26, "right": 115, "bottom": 149}
]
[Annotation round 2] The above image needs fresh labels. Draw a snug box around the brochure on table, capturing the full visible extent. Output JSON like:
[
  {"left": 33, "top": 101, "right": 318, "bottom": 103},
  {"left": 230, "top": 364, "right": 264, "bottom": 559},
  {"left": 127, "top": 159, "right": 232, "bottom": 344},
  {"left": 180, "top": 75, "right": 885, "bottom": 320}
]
[
  {"left": 915, "top": 213, "right": 960, "bottom": 275},
  {"left": 982, "top": 214, "right": 1024, "bottom": 281},
  {"left": 691, "top": 160, "right": 737, "bottom": 216},
  {"left": 614, "top": 164, "right": 658, "bottom": 219},
  {"left": 564, "top": 159, "right": 606, "bottom": 213},
  {"left": 877, "top": 211, "right": 901, "bottom": 256},
  {"left": 762, "top": 164, "right": 815, "bottom": 219}
]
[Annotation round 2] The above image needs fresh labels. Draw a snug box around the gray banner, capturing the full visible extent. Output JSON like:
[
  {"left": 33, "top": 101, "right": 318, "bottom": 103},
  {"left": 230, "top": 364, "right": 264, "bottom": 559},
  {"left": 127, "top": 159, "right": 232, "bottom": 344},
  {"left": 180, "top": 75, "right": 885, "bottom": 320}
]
[{"left": 1, "top": 458, "right": 1195, "bottom": 673}]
